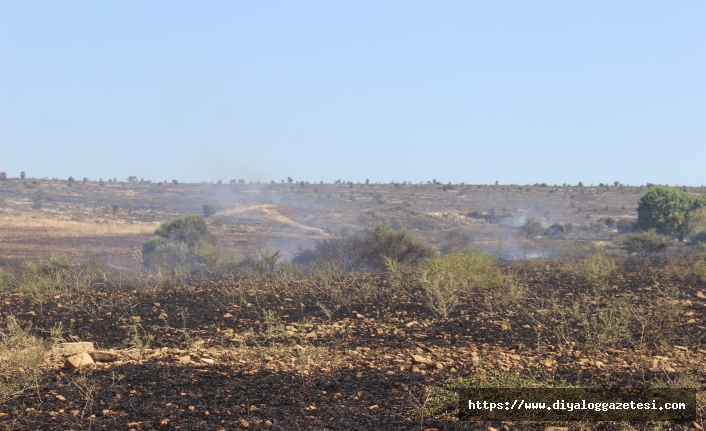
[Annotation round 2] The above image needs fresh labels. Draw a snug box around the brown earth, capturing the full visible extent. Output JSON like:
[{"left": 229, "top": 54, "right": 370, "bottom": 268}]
[{"left": 1, "top": 260, "right": 705, "bottom": 430}]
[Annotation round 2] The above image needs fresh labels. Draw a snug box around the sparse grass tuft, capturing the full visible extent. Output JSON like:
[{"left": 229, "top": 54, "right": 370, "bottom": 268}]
[{"left": 0, "top": 317, "right": 53, "bottom": 402}]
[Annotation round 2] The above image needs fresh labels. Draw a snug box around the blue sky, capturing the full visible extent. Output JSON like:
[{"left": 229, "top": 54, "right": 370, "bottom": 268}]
[{"left": 1, "top": 1, "right": 704, "bottom": 185}]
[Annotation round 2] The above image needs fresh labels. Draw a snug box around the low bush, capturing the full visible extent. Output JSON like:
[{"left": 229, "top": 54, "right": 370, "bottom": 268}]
[
  {"left": 414, "top": 251, "right": 505, "bottom": 317},
  {"left": 618, "top": 230, "right": 671, "bottom": 257},
  {"left": 202, "top": 203, "right": 217, "bottom": 217},
  {"left": 142, "top": 215, "right": 217, "bottom": 270},
  {"left": 576, "top": 253, "right": 615, "bottom": 287},
  {"left": 292, "top": 225, "right": 432, "bottom": 272},
  {"left": 519, "top": 217, "right": 543, "bottom": 238},
  {"left": 0, "top": 317, "right": 54, "bottom": 402}
]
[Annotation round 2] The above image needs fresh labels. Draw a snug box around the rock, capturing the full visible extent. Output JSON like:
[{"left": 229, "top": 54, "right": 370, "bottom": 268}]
[
  {"left": 686, "top": 318, "right": 697, "bottom": 324},
  {"left": 595, "top": 361, "right": 604, "bottom": 369},
  {"left": 53, "top": 342, "right": 95, "bottom": 356},
  {"left": 545, "top": 427, "right": 569, "bottom": 431},
  {"left": 89, "top": 351, "right": 120, "bottom": 363},
  {"left": 56, "top": 395, "right": 66, "bottom": 401},
  {"left": 178, "top": 355, "right": 192, "bottom": 364},
  {"left": 63, "top": 352, "right": 95, "bottom": 369},
  {"left": 692, "top": 421, "right": 703, "bottom": 430},
  {"left": 223, "top": 313, "right": 233, "bottom": 318},
  {"left": 200, "top": 358, "right": 214, "bottom": 364},
  {"left": 356, "top": 314, "right": 365, "bottom": 319},
  {"left": 675, "top": 345, "right": 688, "bottom": 351},
  {"left": 488, "top": 427, "right": 499, "bottom": 431},
  {"left": 405, "top": 321, "right": 418, "bottom": 327},
  {"left": 435, "top": 362, "right": 444, "bottom": 370},
  {"left": 411, "top": 354, "right": 432, "bottom": 364},
  {"left": 696, "top": 291, "right": 706, "bottom": 299}
]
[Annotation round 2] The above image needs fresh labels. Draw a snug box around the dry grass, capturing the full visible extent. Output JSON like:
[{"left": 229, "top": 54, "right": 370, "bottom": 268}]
[{"left": 0, "top": 211, "right": 158, "bottom": 236}]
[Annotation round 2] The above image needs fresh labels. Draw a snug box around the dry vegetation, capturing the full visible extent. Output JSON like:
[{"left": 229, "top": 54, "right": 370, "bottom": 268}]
[
  {"left": 1, "top": 179, "right": 705, "bottom": 430},
  {"left": 0, "top": 252, "right": 704, "bottom": 430}
]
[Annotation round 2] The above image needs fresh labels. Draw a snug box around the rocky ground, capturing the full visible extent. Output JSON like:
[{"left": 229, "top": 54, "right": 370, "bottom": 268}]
[{"left": 1, "top": 258, "right": 705, "bottom": 430}]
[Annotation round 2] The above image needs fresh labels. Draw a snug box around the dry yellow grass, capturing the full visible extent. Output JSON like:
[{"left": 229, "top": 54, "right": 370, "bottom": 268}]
[{"left": 0, "top": 211, "right": 159, "bottom": 236}]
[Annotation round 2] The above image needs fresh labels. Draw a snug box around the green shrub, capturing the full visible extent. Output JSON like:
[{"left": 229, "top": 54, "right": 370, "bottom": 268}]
[
  {"left": 694, "top": 258, "right": 706, "bottom": 282},
  {"left": 18, "top": 254, "right": 71, "bottom": 298},
  {"left": 142, "top": 215, "right": 217, "bottom": 269},
  {"left": 687, "top": 207, "right": 706, "bottom": 239},
  {"left": 0, "top": 172, "right": 6, "bottom": 181},
  {"left": 439, "top": 228, "right": 473, "bottom": 254},
  {"left": 202, "top": 203, "right": 217, "bottom": 217},
  {"left": 415, "top": 251, "right": 504, "bottom": 317},
  {"left": 618, "top": 230, "right": 671, "bottom": 256},
  {"left": 576, "top": 253, "right": 615, "bottom": 286},
  {"left": 616, "top": 218, "right": 635, "bottom": 234},
  {"left": 556, "top": 241, "right": 601, "bottom": 258},
  {"left": 519, "top": 217, "right": 543, "bottom": 238},
  {"left": 292, "top": 225, "right": 432, "bottom": 272},
  {"left": 544, "top": 223, "right": 566, "bottom": 239}
]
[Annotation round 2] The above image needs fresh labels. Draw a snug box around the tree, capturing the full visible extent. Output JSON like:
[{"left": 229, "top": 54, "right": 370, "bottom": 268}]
[
  {"left": 172, "top": 179, "right": 178, "bottom": 185},
  {"left": 0, "top": 172, "right": 6, "bottom": 181},
  {"left": 20, "top": 171, "right": 26, "bottom": 180},
  {"left": 67, "top": 176, "right": 75, "bottom": 187},
  {"left": 202, "top": 203, "right": 217, "bottom": 217},
  {"left": 636, "top": 186, "right": 694, "bottom": 240}
]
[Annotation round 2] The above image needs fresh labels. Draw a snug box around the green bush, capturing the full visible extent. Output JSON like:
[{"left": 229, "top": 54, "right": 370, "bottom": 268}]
[
  {"left": 687, "top": 207, "right": 706, "bottom": 240},
  {"left": 202, "top": 203, "right": 217, "bottom": 217},
  {"left": 618, "top": 231, "right": 671, "bottom": 257},
  {"left": 292, "top": 225, "right": 432, "bottom": 272},
  {"left": 519, "top": 217, "right": 543, "bottom": 238},
  {"left": 415, "top": 251, "right": 504, "bottom": 317},
  {"left": 18, "top": 254, "right": 71, "bottom": 298},
  {"left": 544, "top": 223, "right": 566, "bottom": 239},
  {"left": 576, "top": 253, "right": 615, "bottom": 286},
  {"left": 142, "top": 215, "right": 217, "bottom": 269}
]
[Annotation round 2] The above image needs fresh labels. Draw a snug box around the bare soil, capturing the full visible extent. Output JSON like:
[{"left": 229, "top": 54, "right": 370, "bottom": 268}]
[{"left": 1, "top": 261, "right": 705, "bottom": 430}]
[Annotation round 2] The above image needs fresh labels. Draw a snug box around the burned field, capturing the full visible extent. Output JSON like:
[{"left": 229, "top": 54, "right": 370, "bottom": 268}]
[
  {"left": 1, "top": 256, "right": 705, "bottom": 430},
  {"left": 0, "top": 179, "right": 682, "bottom": 267}
]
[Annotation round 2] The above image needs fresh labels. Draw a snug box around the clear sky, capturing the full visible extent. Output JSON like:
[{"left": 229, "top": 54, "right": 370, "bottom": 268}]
[{"left": 1, "top": 1, "right": 704, "bottom": 185}]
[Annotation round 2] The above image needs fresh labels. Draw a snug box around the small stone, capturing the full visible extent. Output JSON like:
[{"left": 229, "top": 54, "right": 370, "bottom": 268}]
[
  {"left": 692, "top": 421, "right": 703, "bottom": 430},
  {"left": 686, "top": 318, "right": 697, "bottom": 324},
  {"left": 200, "top": 358, "right": 214, "bottom": 364},
  {"left": 89, "top": 351, "right": 120, "bottom": 363},
  {"left": 249, "top": 405, "right": 258, "bottom": 411},
  {"left": 595, "top": 361, "right": 604, "bottom": 369},
  {"left": 405, "top": 321, "right": 418, "bottom": 327},
  {"left": 435, "top": 362, "right": 444, "bottom": 370},
  {"left": 411, "top": 354, "right": 432, "bottom": 364},
  {"left": 188, "top": 406, "right": 195, "bottom": 411},
  {"left": 488, "top": 427, "right": 499, "bottom": 431},
  {"left": 56, "top": 395, "right": 66, "bottom": 401},
  {"left": 161, "top": 419, "right": 169, "bottom": 425},
  {"left": 223, "top": 313, "right": 233, "bottom": 318},
  {"left": 545, "top": 427, "right": 569, "bottom": 431},
  {"left": 696, "top": 291, "right": 706, "bottom": 299},
  {"left": 64, "top": 352, "right": 94, "bottom": 369},
  {"left": 153, "top": 302, "right": 160, "bottom": 307},
  {"left": 178, "top": 355, "right": 191, "bottom": 364},
  {"left": 369, "top": 404, "right": 379, "bottom": 410},
  {"left": 356, "top": 314, "right": 365, "bottom": 319}
]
